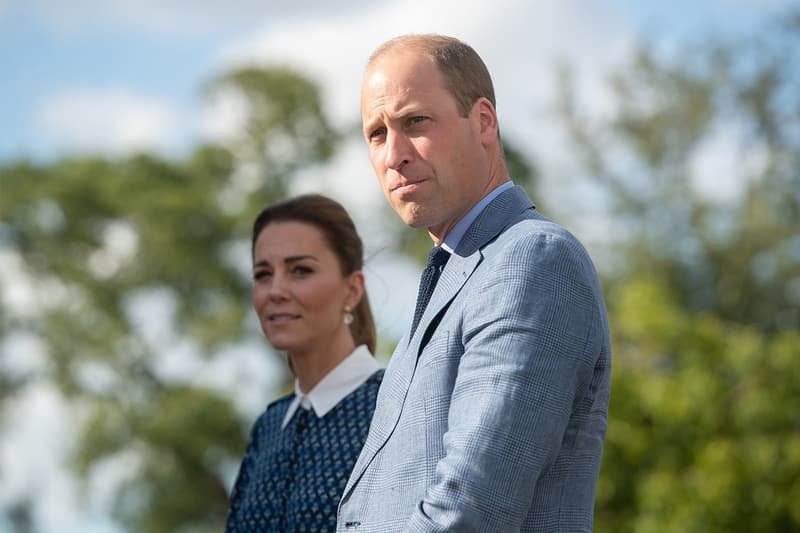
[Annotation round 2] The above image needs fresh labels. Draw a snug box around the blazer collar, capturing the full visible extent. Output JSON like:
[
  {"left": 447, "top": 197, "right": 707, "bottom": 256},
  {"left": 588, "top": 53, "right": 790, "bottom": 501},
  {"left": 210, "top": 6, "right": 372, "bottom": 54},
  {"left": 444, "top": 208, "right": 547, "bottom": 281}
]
[
  {"left": 455, "top": 185, "right": 535, "bottom": 256},
  {"left": 410, "top": 185, "right": 535, "bottom": 347},
  {"left": 400, "top": 186, "right": 534, "bottom": 348},
  {"left": 341, "top": 186, "right": 536, "bottom": 501}
]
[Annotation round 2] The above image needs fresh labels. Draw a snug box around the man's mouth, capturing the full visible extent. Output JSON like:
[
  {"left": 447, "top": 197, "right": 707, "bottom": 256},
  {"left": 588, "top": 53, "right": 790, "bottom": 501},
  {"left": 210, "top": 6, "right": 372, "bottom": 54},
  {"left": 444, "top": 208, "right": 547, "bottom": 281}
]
[{"left": 391, "top": 179, "right": 426, "bottom": 195}]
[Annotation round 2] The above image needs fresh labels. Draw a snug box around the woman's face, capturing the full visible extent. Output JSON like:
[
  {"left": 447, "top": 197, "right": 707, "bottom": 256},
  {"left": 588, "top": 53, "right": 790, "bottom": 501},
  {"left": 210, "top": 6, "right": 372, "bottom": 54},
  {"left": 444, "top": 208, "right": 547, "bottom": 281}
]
[{"left": 251, "top": 221, "right": 362, "bottom": 356}]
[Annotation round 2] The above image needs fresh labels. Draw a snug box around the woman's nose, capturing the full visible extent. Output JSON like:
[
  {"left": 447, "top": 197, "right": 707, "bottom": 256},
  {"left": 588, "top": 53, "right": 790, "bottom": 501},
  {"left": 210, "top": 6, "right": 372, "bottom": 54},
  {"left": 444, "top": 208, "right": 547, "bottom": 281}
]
[{"left": 267, "top": 274, "right": 289, "bottom": 300}]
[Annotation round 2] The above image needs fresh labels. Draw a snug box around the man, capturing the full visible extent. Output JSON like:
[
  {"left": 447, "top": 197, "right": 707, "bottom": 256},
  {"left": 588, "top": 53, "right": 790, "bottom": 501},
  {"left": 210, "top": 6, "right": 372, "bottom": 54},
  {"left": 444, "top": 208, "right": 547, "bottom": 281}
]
[{"left": 338, "top": 34, "right": 611, "bottom": 532}]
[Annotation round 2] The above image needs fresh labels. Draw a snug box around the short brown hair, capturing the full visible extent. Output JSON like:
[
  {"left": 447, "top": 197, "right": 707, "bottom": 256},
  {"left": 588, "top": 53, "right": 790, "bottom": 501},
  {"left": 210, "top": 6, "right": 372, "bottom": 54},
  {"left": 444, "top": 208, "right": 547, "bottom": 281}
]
[
  {"left": 368, "top": 34, "right": 496, "bottom": 117},
  {"left": 251, "top": 194, "right": 376, "bottom": 354}
]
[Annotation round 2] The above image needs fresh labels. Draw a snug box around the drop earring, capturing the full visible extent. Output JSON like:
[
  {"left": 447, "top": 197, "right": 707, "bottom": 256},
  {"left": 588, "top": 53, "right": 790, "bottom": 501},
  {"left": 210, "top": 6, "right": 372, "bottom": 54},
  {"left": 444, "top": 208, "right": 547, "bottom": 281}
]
[{"left": 343, "top": 306, "right": 354, "bottom": 325}]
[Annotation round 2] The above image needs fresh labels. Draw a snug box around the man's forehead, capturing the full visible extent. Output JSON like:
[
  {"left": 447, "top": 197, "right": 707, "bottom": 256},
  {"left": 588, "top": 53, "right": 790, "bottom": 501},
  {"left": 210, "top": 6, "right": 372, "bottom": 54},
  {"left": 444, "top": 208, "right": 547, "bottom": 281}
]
[{"left": 362, "top": 57, "right": 443, "bottom": 104}]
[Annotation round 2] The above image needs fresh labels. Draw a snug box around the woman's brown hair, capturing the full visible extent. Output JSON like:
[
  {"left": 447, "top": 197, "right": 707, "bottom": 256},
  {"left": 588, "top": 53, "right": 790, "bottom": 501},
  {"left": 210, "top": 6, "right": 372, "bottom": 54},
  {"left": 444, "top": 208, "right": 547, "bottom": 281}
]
[{"left": 251, "top": 194, "right": 376, "bottom": 354}]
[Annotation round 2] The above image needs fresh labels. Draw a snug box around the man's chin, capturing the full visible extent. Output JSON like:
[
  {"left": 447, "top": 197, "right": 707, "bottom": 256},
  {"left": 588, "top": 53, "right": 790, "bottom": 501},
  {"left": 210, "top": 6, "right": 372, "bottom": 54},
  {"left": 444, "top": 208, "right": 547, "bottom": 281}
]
[
  {"left": 395, "top": 205, "right": 431, "bottom": 229},
  {"left": 406, "top": 219, "right": 429, "bottom": 229}
]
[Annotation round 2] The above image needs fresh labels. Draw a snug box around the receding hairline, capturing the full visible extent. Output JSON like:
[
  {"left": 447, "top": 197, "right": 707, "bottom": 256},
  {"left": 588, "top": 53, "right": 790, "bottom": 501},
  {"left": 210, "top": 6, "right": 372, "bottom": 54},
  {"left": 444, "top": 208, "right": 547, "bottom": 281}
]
[
  {"left": 364, "top": 33, "right": 496, "bottom": 117},
  {"left": 367, "top": 34, "right": 463, "bottom": 68}
]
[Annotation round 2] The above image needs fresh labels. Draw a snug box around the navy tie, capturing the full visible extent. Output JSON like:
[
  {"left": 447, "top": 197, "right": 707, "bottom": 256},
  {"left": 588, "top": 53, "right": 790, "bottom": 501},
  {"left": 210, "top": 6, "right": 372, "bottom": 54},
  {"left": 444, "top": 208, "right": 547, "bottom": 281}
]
[{"left": 410, "top": 246, "right": 450, "bottom": 338}]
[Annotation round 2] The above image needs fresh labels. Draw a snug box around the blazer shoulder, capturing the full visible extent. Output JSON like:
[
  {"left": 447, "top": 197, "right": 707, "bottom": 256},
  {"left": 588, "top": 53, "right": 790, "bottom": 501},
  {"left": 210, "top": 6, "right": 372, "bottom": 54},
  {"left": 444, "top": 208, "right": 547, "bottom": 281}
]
[
  {"left": 496, "top": 212, "right": 590, "bottom": 255},
  {"left": 483, "top": 214, "right": 603, "bottom": 292}
]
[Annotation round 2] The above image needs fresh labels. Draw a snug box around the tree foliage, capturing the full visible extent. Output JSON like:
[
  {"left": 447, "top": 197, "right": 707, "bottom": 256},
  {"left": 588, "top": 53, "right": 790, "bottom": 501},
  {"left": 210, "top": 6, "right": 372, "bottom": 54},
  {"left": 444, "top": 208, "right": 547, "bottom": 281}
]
[
  {"left": 0, "top": 65, "right": 338, "bottom": 532},
  {"left": 1, "top": 10, "right": 799, "bottom": 532},
  {"left": 558, "top": 9, "right": 800, "bottom": 332},
  {"left": 597, "top": 277, "right": 800, "bottom": 532},
  {"left": 554, "top": 9, "right": 800, "bottom": 532},
  {"left": 205, "top": 66, "right": 339, "bottom": 201}
]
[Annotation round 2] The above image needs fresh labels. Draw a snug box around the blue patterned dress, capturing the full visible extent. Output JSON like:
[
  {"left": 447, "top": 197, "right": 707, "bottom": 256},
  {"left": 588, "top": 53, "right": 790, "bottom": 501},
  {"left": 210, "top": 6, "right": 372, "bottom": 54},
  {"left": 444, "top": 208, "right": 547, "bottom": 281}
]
[{"left": 225, "top": 370, "right": 383, "bottom": 532}]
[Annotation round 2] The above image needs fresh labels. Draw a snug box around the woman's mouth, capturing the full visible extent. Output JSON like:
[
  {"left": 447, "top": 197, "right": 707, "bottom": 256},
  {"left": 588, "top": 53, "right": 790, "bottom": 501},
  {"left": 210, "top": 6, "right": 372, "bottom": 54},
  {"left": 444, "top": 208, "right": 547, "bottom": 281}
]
[{"left": 269, "top": 313, "right": 300, "bottom": 323}]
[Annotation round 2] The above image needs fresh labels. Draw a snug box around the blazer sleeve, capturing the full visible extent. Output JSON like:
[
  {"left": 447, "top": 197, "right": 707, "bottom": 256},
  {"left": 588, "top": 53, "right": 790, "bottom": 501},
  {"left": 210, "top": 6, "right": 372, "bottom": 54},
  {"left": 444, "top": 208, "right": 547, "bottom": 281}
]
[{"left": 406, "top": 229, "right": 606, "bottom": 532}]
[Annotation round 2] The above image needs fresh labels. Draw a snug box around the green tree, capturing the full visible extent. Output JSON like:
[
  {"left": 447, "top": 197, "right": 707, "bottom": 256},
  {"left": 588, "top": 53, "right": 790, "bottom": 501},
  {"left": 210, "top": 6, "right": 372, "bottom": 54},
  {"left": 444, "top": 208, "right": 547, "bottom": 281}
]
[
  {"left": 558, "top": 9, "right": 800, "bottom": 332},
  {"left": 596, "top": 277, "right": 800, "bottom": 533},
  {"left": 553, "top": 8, "right": 800, "bottom": 532},
  {"left": 205, "top": 66, "right": 339, "bottom": 203},
  {"left": 0, "top": 65, "right": 338, "bottom": 532}
]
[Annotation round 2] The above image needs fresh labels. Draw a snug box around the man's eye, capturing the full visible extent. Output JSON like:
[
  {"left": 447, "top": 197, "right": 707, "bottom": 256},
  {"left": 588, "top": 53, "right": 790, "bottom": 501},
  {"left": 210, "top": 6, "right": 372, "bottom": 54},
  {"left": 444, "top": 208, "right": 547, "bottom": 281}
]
[
  {"left": 369, "top": 127, "right": 386, "bottom": 140},
  {"left": 409, "top": 116, "right": 427, "bottom": 125}
]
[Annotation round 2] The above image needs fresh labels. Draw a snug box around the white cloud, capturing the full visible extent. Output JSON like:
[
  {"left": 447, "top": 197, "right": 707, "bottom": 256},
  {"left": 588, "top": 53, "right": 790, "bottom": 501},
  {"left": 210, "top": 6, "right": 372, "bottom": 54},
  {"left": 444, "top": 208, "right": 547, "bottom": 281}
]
[
  {"left": 195, "top": 339, "right": 286, "bottom": 420},
  {"left": 37, "top": 88, "right": 180, "bottom": 156},
  {"left": 25, "top": 0, "right": 373, "bottom": 37},
  {"left": 0, "top": 250, "right": 37, "bottom": 317},
  {"left": 290, "top": 136, "right": 381, "bottom": 211},
  {"left": 23, "top": 0, "right": 792, "bottom": 41},
  {"left": 0, "top": 383, "right": 102, "bottom": 531},
  {"left": 689, "top": 123, "right": 769, "bottom": 204},
  {"left": 212, "top": 0, "right": 630, "bottom": 126},
  {"left": 0, "top": 332, "right": 47, "bottom": 380},
  {"left": 4, "top": 3, "right": 795, "bottom": 532},
  {"left": 88, "top": 221, "right": 139, "bottom": 280},
  {"left": 197, "top": 0, "right": 637, "bottom": 345},
  {"left": 200, "top": 86, "right": 250, "bottom": 145},
  {"left": 206, "top": 0, "right": 633, "bottom": 198}
]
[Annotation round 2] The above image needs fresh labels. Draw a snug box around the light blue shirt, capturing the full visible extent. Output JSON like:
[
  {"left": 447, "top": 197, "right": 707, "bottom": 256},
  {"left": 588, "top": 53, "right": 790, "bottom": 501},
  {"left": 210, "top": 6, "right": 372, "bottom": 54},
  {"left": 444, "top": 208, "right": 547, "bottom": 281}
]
[{"left": 441, "top": 181, "right": 514, "bottom": 253}]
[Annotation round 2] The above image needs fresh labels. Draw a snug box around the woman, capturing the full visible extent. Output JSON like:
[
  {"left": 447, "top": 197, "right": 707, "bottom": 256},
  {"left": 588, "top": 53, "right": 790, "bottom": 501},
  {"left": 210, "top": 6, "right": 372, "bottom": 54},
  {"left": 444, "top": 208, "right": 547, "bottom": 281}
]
[{"left": 225, "top": 194, "right": 383, "bottom": 533}]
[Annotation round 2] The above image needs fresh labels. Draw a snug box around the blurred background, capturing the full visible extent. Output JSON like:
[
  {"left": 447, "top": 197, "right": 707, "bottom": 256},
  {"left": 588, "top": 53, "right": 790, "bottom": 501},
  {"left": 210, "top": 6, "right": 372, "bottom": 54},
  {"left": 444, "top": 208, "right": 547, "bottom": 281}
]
[{"left": 1, "top": 1, "right": 798, "bottom": 532}]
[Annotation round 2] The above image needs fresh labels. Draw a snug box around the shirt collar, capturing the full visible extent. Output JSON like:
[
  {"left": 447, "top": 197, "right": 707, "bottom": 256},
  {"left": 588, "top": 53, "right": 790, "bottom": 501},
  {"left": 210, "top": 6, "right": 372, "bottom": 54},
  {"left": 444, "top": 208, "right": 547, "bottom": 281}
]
[
  {"left": 441, "top": 181, "right": 514, "bottom": 253},
  {"left": 281, "top": 345, "right": 379, "bottom": 429}
]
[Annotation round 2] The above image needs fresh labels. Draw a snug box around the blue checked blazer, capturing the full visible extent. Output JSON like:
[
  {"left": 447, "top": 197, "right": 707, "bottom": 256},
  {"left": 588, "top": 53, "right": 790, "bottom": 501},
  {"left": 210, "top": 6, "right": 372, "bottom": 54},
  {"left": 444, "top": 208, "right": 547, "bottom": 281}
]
[{"left": 337, "top": 186, "right": 611, "bottom": 532}]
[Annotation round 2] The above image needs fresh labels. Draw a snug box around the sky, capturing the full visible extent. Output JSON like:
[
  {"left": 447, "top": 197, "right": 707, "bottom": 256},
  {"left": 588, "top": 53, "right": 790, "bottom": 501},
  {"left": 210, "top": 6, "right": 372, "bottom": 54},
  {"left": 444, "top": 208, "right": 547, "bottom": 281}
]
[{"left": 0, "top": 0, "right": 793, "bottom": 531}]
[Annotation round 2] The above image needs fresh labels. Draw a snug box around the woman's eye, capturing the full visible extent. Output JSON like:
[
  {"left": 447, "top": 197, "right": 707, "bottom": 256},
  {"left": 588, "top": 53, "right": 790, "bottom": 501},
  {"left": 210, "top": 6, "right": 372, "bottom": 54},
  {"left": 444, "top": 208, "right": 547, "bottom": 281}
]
[
  {"left": 253, "top": 270, "right": 271, "bottom": 280},
  {"left": 293, "top": 265, "right": 313, "bottom": 275}
]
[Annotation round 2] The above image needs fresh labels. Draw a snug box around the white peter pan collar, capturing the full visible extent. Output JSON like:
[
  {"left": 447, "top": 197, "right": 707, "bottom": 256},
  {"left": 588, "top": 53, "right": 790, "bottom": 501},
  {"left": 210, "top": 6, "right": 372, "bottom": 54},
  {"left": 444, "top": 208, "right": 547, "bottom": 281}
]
[{"left": 281, "top": 345, "right": 379, "bottom": 429}]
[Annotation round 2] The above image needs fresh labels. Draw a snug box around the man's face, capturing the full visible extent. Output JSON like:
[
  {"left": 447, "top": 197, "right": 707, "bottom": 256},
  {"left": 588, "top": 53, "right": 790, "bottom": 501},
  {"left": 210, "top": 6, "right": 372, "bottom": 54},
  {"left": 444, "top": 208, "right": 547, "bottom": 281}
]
[{"left": 361, "top": 49, "right": 490, "bottom": 242}]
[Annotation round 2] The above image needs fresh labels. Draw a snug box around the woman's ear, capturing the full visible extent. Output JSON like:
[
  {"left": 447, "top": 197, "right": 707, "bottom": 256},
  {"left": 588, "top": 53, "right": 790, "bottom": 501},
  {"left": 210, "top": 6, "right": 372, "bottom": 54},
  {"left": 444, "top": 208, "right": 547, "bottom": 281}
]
[{"left": 345, "top": 270, "right": 365, "bottom": 310}]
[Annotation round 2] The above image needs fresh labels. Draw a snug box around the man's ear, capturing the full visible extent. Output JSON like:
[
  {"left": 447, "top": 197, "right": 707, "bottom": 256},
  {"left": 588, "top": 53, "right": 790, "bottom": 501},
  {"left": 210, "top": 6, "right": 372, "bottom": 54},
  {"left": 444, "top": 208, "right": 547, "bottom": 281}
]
[{"left": 473, "top": 97, "right": 499, "bottom": 146}]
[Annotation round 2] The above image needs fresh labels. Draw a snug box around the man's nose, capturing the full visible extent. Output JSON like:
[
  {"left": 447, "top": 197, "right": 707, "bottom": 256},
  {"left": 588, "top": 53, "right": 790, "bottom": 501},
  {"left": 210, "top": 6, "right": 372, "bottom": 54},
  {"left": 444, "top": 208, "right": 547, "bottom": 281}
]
[{"left": 384, "top": 130, "right": 412, "bottom": 170}]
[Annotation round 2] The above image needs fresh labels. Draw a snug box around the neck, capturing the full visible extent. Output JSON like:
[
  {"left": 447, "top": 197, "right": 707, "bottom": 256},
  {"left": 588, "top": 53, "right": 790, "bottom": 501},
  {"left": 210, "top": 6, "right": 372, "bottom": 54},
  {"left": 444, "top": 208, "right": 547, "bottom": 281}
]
[
  {"left": 427, "top": 170, "right": 510, "bottom": 245},
  {"left": 288, "top": 329, "right": 356, "bottom": 393}
]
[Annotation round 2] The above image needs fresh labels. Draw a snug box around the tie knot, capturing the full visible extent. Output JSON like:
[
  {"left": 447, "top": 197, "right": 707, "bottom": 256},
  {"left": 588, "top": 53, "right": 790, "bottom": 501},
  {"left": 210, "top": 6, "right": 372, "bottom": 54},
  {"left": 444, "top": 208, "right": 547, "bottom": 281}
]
[{"left": 427, "top": 246, "right": 450, "bottom": 269}]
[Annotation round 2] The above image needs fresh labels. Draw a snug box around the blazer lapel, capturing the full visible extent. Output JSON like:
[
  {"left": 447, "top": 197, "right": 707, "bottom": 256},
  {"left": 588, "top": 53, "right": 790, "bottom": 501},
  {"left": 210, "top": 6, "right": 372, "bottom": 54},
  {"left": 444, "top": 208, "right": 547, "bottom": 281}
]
[
  {"left": 410, "top": 186, "right": 534, "bottom": 351},
  {"left": 411, "top": 251, "right": 479, "bottom": 353},
  {"left": 342, "top": 186, "right": 535, "bottom": 500},
  {"left": 340, "top": 258, "right": 479, "bottom": 500},
  {"left": 455, "top": 185, "right": 534, "bottom": 256}
]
